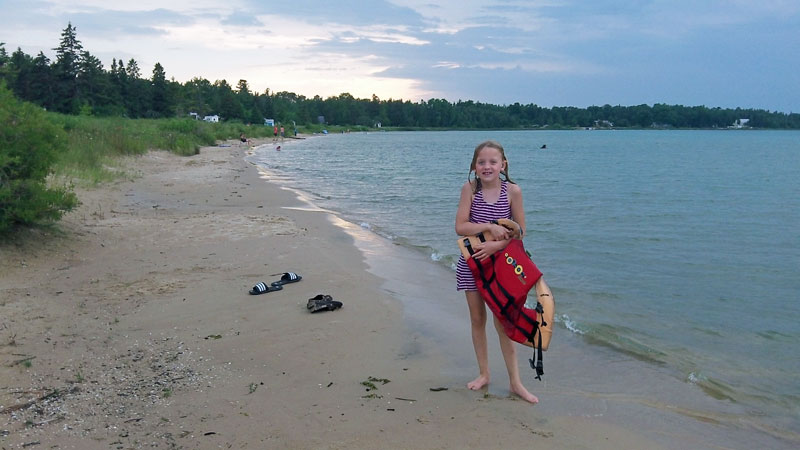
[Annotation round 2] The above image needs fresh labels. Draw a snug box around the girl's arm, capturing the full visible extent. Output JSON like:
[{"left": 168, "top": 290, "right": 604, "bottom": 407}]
[{"left": 455, "top": 182, "right": 479, "bottom": 235}]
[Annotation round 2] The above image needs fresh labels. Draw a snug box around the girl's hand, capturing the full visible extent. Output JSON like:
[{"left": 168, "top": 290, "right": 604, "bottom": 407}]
[
  {"left": 473, "top": 239, "right": 506, "bottom": 261},
  {"left": 488, "top": 223, "right": 510, "bottom": 241}
]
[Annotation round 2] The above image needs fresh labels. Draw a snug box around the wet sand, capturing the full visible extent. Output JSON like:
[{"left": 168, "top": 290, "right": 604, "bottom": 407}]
[{"left": 0, "top": 138, "right": 789, "bottom": 449}]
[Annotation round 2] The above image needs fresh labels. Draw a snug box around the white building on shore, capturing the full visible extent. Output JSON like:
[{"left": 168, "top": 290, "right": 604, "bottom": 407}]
[{"left": 732, "top": 118, "right": 750, "bottom": 128}]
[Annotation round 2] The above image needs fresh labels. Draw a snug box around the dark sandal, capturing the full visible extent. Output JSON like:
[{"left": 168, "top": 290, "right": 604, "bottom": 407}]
[
  {"left": 310, "top": 298, "right": 343, "bottom": 313},
  {"left": 249, "top": 282, "right": 284, "bottom": 295},
  {"left": 307, "top": 294, "right": 333, "bottom": 309},
  {"left": 271, "top": 272, "right": 302, "bottom": 287}
]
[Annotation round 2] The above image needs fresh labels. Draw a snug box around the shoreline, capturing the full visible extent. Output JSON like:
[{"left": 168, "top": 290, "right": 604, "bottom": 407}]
[
  {"left": 246, "top": 135, "right": 800, "bottom": 449},
  {"left": 0, "top": 139, "right": 792, "bottom": 448}
]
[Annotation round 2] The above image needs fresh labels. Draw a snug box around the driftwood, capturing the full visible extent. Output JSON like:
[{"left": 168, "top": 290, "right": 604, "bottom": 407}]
[
  {"left": 0, "top": 386, "right": 79, "bottom": 414},
  {"left": 9, "top": 355, "right": 35, "bottom": 367}
]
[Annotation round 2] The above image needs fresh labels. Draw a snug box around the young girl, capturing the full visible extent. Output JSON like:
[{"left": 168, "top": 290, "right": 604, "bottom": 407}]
[{"left": 455, "top": 140, "right": 539, "bottom": 404}]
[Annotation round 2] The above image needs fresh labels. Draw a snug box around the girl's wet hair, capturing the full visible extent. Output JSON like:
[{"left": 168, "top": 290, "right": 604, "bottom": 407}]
[{"left": 469, "top": 140, "right": 515, "bottom": 193}]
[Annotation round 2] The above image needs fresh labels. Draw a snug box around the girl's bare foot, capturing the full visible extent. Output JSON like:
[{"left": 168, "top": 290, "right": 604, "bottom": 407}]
[
  {"left": 511, "top": 383, "right": 539, "bottom": 404},
  {"left": 467, "top": 374, "right": 490, "bottom": 390}
]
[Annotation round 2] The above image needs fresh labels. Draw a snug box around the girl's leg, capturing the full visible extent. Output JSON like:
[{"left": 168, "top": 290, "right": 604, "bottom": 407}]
[
  {"left": 493, "top": 315, "right": 539, "bottom": 404},
  {"left": 465, "top": 290, "right": 490, "bottom": 390}
]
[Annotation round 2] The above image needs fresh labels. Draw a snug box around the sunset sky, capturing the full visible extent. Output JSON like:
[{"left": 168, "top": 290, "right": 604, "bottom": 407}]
[{"left": 2, "top": 0, "right": 798, "bottom": 112}]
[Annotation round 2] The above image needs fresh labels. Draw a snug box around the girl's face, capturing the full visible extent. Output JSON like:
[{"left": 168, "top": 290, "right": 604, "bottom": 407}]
[{"left": 474, "top": 146, "right": 506, "bottom": 183}]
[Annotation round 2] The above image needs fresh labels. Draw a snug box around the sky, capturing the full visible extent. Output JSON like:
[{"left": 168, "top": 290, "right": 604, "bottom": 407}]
[{"left": 2, "top": 0, "right": 799, "bottom": 112}]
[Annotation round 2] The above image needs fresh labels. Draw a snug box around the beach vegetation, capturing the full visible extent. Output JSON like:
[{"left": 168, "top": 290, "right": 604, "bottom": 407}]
[
  {"left": 44, "top": 114, "right": 244, "bottom": 184},
  {"left": 48, "top": 114, "right": 271, "bottom": 181},
  {"left": 360, "top": 376, "right": 391, "bottom": 392},
  {"left": 1, "top": 81, "right": 272, "bottom": 237},
  {"left": 0, "top": 82, "right": 78, "bottom": 235}
]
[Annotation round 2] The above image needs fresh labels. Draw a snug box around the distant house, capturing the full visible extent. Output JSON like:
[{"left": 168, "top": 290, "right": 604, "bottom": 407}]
[
  {"left": 203, "top": 115, "right": 219, "bottom": 123},
  {"left": 732, "top": 118, "right": 750, "bottom": 128},
  {"left": 189, "top": 112, "right": 199, "bottom": 120},
  {"left": 264, "top": 118, "right": 275, "bottom": 127},
  {"left": 594, "top": 119, "right": 614, "bottom": 128}
]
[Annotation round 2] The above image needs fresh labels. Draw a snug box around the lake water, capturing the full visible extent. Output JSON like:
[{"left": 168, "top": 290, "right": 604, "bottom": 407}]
[{"left": 247, "top": 129, "right": 800, "bottom": 443}]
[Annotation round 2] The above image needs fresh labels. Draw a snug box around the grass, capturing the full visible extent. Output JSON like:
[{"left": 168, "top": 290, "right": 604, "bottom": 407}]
[
  {"left": 45, "top": 114, "right": 276, "bottom": 184},
  {"left": 39, "top": 113, "right": 377, "bottom": 185},
  {"left": 2, "top": 112, "right": 376, "bottom": 237}
]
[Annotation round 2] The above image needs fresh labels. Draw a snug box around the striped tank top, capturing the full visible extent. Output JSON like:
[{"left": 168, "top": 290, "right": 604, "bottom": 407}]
[{"left": 456, "top": 181, "right": 512, "bottom": 291}]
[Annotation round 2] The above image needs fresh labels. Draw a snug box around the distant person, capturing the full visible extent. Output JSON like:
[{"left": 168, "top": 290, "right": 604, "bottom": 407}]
[
  {"left": 455, "top": 140, "right": 540, "bottom": 404},
  {"left": 280, "top": 126, "right": 285, "bottom": 142},
  {"left": 240, "top": 133, "right": 251, "bottom": 146},
  {"left": 273, "top": 126, "right": 279, "bottom": 142},
  {"left": 540, "top": 144, "right": 547, "bottom": 149}
]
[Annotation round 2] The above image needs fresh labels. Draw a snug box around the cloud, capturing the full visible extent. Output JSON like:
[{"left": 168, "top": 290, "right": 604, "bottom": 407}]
[
  {"left": 387, "top": 0, "right": 561, "bottom": 33},
  {"left": 0, "top": 0, "right": 797, "bottom": 111},
  {"left": 41, "top": 0, "right": 249, "bottom": 14},
  {"left": 255, "top": 0, "right": 421, "bottom": 27},
  {"left": 221, "top": 12, "right": 263, "bottom": 27}
]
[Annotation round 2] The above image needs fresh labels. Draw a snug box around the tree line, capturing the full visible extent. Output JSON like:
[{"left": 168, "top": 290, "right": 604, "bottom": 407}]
[{"left": 2, "top": 23, "right": 799, "bottom": 129}]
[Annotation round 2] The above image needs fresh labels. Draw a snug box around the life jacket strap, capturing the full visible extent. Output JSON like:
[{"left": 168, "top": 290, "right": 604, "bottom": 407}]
[
  {"left": 526, "top": 301, "right": 546, "bottom": 380},
  {"left": 461, "top": 232, "right": 487, "bottom": 257},
  {"left": 529, "top": 319, "right": 544, "bottom": 380}
]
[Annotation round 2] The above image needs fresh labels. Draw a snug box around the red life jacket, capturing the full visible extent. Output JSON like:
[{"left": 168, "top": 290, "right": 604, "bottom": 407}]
[{"left": 462, "top": 236, "right": 548, "bottom": 379}]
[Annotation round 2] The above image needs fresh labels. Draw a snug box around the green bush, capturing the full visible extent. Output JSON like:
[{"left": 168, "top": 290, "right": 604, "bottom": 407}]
[{"left": 0, "top": 83, "right": 78, "bottom": 234}]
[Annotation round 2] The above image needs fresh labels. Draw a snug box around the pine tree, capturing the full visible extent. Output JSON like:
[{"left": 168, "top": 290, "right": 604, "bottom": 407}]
[
  {"left": 124, "top": 58, "right": 146, "bottom": 117},
  {"left": 107, "top": 58, "right": 127, "bottom": 113},
  {"left": 126, "top": 58, "right": 140, "bottom": 79},
  {"left": 0, "top": 42, "right": 8, "bottom": 68},
  {"left": 54, "top": 22, "right": 82, "bottom": 76},
  {"left": 9, "top": 48, "right": 34, "bottom": 102},
  {"left": 52, "top": 22, "right": 83, "bottom": 113},
  {"left": 150, "top": 62, "right": 169, "bottom": 117},
  {"left": 30, "top": 52, "right": 55, "bottom": 109},
  {"left": 77, "top": 50, "right": 112, "bottom": 114}
]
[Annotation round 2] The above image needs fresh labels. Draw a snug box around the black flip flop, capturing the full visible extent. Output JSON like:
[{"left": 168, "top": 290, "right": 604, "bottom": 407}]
[
  {"left": 307, "top": 294, "right": 333, "bottom": 309},
  {"left": 249, "top": 282, "right": 284, "bottom": 295},
  {"left": 271, "top": 272, "right": 302, "bottom": 287},
  {"left": 310, "top": 297, "right": 343, "bottom": 313}
]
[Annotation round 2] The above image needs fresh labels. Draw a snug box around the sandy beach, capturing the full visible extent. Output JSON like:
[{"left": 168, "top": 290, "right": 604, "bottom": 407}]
[{"left": 0, "top": 138, "right": 710, "bottom": 449}]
